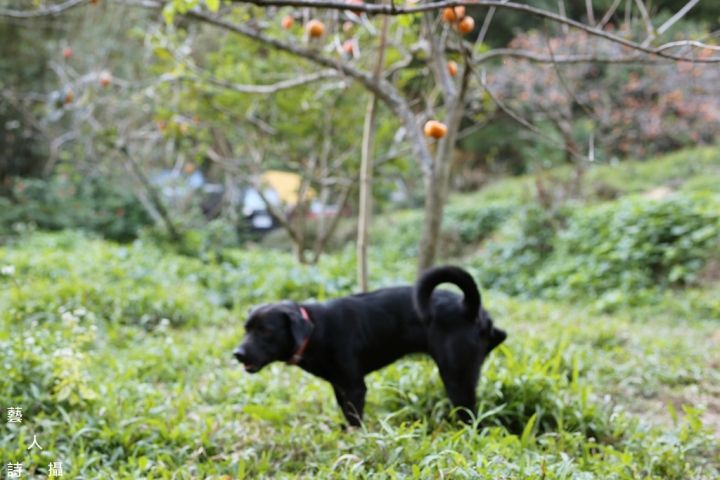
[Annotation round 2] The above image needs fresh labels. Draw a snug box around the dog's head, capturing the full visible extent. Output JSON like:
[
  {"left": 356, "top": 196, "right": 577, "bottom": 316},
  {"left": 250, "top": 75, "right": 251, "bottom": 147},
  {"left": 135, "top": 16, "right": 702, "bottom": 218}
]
[
  {"left": 232, "top": 300, "right": 313, "bottom": 373},
  {"left": 479, "top": 307, "right": 507, "bottom": 353}
]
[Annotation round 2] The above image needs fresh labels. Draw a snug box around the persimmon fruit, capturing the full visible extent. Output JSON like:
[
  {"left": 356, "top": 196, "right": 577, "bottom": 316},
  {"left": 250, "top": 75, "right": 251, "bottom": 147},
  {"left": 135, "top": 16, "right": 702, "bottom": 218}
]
[
  {"left": 99, "top": 70, "right": 112, "bottom": 87},
  {"left": 281, "top": 15, "right": 294, "bottom": 29},
  {"left": 424, "top": 120, "right": 447, "bottom": 139},
  {"left": 306, "top": 19, "right": 325, "bottom": 38},
  {"left": 346, "top": 0, "right": 364, "bottom": 16},
  {"left": 455, "top": 16, "right": 474, "bottom": 34},
  {"left": 441, "top": 6, "right": 465, "bottom": 23}
]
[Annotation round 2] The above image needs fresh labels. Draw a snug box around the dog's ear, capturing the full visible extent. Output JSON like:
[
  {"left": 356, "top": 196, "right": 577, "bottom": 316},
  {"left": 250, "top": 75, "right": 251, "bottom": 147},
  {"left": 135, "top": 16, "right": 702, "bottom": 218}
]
[
  {"left": 489, "top": 327, "right": 507, "bottom": 350},
  {"left": 247, "top": 303, "right": 267, "bottom": 318},
  {"left": 282, "top": 301, "right": 313, "bottom": 349}
]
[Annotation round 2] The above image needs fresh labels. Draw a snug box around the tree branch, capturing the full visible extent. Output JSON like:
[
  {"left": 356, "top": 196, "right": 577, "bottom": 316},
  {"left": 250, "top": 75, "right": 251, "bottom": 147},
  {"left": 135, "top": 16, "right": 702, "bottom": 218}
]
[
  {"left": 474, "top": 48, "right": 671, "bottom": 65},
  {"left": 118, "top": 144, "right": 181, "bottom": 241},
  {"left": 634, "top": 0, "right": 655, "bottom": 46},
  {"left": 597, "top": 0, "right": 623, "bottom": 29},
  {"left": 657, "top": 0, "right": 700, "bottom": 36},
  {"left": 542, "top": 20, "right": 595, "bottom": 120},
  {"left": 228, "top": 0, "right": 720, "bottom": 63},
  {"left": 188, "top": 66, "right": 342, "bottom": 94},
  {"left": 9, "top": 0, "right": 720, "bottom": 64},
  {"left": 585, "top": 0, "right": 595, "bottom": 26},
  {"left": 182, "top": 8, "right": 435, "bottom": 178},
  {"left": 0, "top": 0, "right": 88, "bottom": 18},
  {"left": 655, "top": 41, "right": 720, "bottom": 53},
  {"left": 476, "top": 68, "right": 587, "bottom": 162},
  {"left": 312, "top": 184, "right": 350, "bottom": 263}
]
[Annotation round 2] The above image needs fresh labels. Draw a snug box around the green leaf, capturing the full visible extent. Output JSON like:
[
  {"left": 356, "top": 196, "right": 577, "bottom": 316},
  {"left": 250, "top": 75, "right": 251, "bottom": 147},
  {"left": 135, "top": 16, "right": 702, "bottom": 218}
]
[
  {"left": 520, "top": 412, "right": 537, "bottom": 448},
  {"left": 668, "top": 402, "right": 678, "bottom": 424},
  {"left": 243, "top": 405, "right": 284, "bottom": 424},
  {"left": 162, "top": 2, "right": 176, "bottom": 25},
  {"left": 206, "top": 0, "right": 219, "bottom": 12},
  {"left": 398, "top": 13, "right": 414, "bottom": 28}
]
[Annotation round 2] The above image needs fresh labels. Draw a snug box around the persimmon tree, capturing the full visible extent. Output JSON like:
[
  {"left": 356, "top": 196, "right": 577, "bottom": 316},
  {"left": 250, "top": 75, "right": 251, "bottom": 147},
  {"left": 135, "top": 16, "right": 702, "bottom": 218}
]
[
  {"left": 0, "top": 4, "right": 187, "bottom": 238},
  {"left": 490, "top": 27, "right": 720, "bottom": 164},
  {"left": 146, "top": 0, "right": 720, "bottom": 276},
  {"left": 144, "top": 23, "right": 409, "bottom": 264},
  {"left": 3, "top": 0, "right": 720, "bottom": 276}
]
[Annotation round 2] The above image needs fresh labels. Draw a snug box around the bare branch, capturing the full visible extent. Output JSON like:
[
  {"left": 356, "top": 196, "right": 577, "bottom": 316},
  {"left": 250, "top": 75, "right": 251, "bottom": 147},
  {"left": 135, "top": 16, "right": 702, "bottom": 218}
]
[
  {"left": 656, "top": 41, "right": 720, "bottom": 53},
  {"left": 557, "top": 0, "right": 569, "bottom": 35},
  {"left": 220, "top": 0, "right": 720, "bottom": 63},
  {"left": 118, "top": 144, "right": 181, "bottom": 241},
  {"left": 542, "top": 20, "right": 595, "bottom": 119},
  {"left": 180, "top": 8, "right": 435, "bottom": 178},
  {"left": 634, "top": 0, "right": 655, "bottom": 46},
  {"left": 312, "top": 184, "right": 350, "bottom": 262},
  {"left": 457, "top": 117, "right": 490, "bottom": 140},
  {"left": 597, "top": 0, "right": 623, "bottom": 29},
  {"left": 189, "top": 66, "right": 342, "bottom": 94},
  {"left": 206, "top": 147, "right": 247, "bottom": 172},
  {"left": 476, "top": 68, "right": 587, "bottom": 162},
  {"left": 8, "top": 0, "right": 720, "bottom": 64},
  {"left": 43, "top": 131, "right": 78, "bottom": 177},
  {"left": 585, "top": 0, "right": 595, "bottom": 26},
  {"left": 476, "top": 0, "right": 508, "bottom": 46},
  {"left": 427, "top": 15, "right": 456, "bottom": 107},
  {"left": 0, "top": 0, "right": 87, "bottom": 18},
  {"left": 0, "top": 89, "right": 55, "bottom": 141},
  {"left": 474, "top": 48, "right": 671, "bottom": 65},
  {"left": 108, "top": 0, "right": 160, "bottom": 6}
]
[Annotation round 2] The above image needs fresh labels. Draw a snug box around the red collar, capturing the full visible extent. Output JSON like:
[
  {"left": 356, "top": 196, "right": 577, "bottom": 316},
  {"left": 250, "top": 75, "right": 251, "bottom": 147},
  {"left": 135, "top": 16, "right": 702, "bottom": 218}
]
[{"left": 287, "top": 306, "right": 313, "bottom": 365}]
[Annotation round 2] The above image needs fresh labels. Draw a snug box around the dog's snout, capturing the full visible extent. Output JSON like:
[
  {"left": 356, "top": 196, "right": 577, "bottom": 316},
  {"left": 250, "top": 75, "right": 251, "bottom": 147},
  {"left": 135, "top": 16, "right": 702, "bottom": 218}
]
[{"left": 233, "top": 347, "right": 246, "bottom": 362}]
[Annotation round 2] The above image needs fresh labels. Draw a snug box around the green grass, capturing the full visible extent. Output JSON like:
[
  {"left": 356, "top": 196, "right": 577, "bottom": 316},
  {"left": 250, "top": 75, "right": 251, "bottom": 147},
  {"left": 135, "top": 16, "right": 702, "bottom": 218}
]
[
  {"left": 2, "top": 146, "right": 720, "bottom": 478},
  {"left": 1, "top": 232, "right": 719, "bottom": 478},
  {"left": 450, "top": 145, "right": 720, "bottom": 208}
]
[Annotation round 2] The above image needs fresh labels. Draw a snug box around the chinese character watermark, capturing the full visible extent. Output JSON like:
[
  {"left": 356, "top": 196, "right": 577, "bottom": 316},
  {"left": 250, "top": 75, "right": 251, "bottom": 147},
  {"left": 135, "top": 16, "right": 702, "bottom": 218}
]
[
  {"left": 48, "top": 462, "right": 63, "bottom": 477},
  {"left": 7, "top": 408, "right": 22, "bottom": 423},
  {"left": 26, "top": 435, "right": 42, "bottom": 450},
  {"left": 6, "top": 462, "right": 23, "bottom": 478}
]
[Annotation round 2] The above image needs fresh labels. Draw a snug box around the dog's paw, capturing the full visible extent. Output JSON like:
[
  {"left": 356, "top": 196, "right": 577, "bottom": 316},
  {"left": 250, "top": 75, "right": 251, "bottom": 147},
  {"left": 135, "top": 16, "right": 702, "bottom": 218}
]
[{"left": 339, "top": 423, "right": 361, "bottom": 433}]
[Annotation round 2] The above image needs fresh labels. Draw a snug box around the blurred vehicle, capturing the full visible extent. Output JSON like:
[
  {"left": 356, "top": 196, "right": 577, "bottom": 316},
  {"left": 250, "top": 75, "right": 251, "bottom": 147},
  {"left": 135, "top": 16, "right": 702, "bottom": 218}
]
[{"left": 152, "top": 168, "right": 347, "bottom": 234}]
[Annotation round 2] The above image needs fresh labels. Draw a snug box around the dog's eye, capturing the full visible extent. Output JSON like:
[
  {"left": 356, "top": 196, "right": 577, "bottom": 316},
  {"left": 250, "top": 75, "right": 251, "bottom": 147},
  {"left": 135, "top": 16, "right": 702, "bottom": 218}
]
[{"left": 257, "top": 326, "right": 271, "bottom": 335}]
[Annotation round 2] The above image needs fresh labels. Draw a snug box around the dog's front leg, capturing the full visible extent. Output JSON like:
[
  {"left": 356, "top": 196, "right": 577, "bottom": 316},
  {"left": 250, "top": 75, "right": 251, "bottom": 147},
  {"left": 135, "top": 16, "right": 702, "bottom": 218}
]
[{"left": 332, "top": 382, "right": 367, "bottom": 428}]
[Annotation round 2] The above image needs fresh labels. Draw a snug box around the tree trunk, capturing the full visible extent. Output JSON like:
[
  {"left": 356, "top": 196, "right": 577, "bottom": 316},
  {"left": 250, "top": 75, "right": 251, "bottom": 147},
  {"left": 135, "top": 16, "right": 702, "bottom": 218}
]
[
  {"left": 356, "top": 5, "right": 389, "bottom": 292},
  {"left": 357, "top": 93, "right": 378, "bottom": 292},
  {"left": 416, "top": 113, "right": 462, "bottom": 274},
  {"left": 119, "top": 145, "right": 181, "bottom": 242},
  {"left": 416, "top": 50, "right": 472, "bottom": 275}
]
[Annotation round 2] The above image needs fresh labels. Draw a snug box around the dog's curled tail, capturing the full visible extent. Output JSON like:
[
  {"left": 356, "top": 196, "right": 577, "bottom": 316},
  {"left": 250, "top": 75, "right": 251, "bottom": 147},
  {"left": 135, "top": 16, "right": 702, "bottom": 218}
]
[{"left": 413, "top": 266, "right": 481, "bottom": 323}]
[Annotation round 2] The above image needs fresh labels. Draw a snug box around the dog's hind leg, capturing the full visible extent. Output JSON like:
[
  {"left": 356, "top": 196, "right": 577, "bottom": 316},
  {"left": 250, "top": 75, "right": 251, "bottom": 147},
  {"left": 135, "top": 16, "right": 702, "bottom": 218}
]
[{"left": 332, "top": 382, "right": 367, "bottom": 428}]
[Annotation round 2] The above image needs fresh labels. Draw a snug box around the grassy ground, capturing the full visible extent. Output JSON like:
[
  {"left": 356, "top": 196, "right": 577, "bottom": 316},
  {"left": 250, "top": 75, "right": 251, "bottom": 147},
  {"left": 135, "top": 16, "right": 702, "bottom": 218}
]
[
  {"left": 2, "top": 147, "right": 719, "bottom": 478},
  {"left": 1, "top": 231, "right": 718, "bottom": 479}
]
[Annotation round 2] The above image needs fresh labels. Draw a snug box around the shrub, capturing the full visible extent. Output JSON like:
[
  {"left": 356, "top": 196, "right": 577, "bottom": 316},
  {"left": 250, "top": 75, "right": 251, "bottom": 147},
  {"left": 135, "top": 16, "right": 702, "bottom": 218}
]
[
  {"left": 1, "top": 231, "right": 718, "bottom": 478},
  {"left": 0, "top": 173, "right": 151, "bottom": 242},
  {"left": 471, "top": 203, "right": 566, "bottom": 297},
  {"left": 474, "top": 193, "right": 720, "bottom": 309},
  {"left": 0, "top": 306, "right": 99, "bottom": 411},
  {"left": 443, "top": 201, "right": 515, "bottom": 244},
  {"left": 539, "top": 193, "right": 720, "bottom": 308}
]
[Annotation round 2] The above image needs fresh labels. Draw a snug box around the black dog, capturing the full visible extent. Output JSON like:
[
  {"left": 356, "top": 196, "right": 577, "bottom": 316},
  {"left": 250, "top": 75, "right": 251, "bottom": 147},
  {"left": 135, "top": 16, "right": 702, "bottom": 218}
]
[{"left": 233, "top": 266, "right": 507, "bottom": 427}]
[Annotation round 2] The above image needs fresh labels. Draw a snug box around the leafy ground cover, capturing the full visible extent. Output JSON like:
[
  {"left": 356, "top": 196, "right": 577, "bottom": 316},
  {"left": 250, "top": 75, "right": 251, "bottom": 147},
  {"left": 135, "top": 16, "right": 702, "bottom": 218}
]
[
  {"left": 1, "top": 230, "right": 719, "bottom": 479},
  {"left": 2, "top": 147, "right": 719, "bottom": 478}
]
